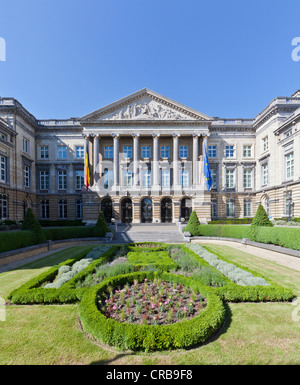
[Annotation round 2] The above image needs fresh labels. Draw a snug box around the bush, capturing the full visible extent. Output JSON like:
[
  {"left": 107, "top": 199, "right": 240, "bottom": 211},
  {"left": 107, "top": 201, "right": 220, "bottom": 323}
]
[
  {"left": 94, "top": 211, "right": 110, "bottom": 237},
  {"left": 22, "top": 208, "right": 46, "bottom": 244},
  {"left": 39, "top": 220, "right": 86, "bottom": 227},
  {"left": 184, "top": 211, "right": 201, "bottom": 235},
  {"left": 0, "top": 230, "right": 38, "bottom": 253},
  {"left": 208, "top": 218, "right": 253, "bottom": 225},
  {"left": 196, "top": 224, "right": 249, "bottom": 239},
  {"left": 251, "top": 204, "right": 273, "bottom": 227},
  {"left": 248, "top": 226, "right": 300, "bottom": 250}
]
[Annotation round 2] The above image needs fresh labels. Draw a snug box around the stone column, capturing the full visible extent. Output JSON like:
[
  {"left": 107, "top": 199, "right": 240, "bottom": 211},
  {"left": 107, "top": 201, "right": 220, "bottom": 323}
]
[
  {"left": 152, "top": 133, "right": 160, "bottom": 190},
  {"left": 172, "top": 133, "right": 180, "bottom": 190},
  {"left": 92, "top": 135, "right": 100, "bottom": 187},
  {"left": 133, "top": 133, "right": 140, "bottom": 190},
  {"left": 193, "top": 133, "right": 200, "bottom": 187},
  {"left": 112, "top": 133, "right": 120, "bottom": 188}
]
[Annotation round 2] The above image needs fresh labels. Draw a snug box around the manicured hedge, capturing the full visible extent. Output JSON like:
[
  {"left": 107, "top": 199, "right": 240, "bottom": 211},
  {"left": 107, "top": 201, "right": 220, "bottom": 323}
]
[
  {"left": 195, "top": 224, "right": 250, "bottom": 239},
  {"left": 78, "top": 271, "right": 226, "bottom": 352},
  {"left": 127, "top": 251, "right": 177, "bottom": 270},
  {"left": 188, "top": 224, "right": 300, "bottom": 251},
  {"left": 0, "top": 230, "right": 38, "bottom": 253},
  {"left": 8, "top": 245, "right": 119, "bottom": 304},
  {"left": 128, "top": 242, "right": 167, "bottom": 252},
  {"left": 39, "top": 220, "right": 86, "bottom": 227},
  {"left": 249, "top": 226, "right": 300, "bottom": 251},
  {"left": 184, "top": 245, "right": 294, "bottom": 302},
  {"left": 208, "top": 218, "right": 253, "bottom": 225}
]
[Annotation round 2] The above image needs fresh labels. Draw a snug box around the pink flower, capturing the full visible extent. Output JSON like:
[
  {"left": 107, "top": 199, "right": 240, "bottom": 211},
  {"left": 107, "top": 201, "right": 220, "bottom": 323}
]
[
  {"left": 167, "top": 299, "right": 171, "bottom": 302},
  {"left": 184, "top": 307, "right": 187, "bottom": 311},
  {"left": 113, "top": 305, "right": 117, "bottom": 310},
  {"left": 115, "top": 290, "right": 118, "bottom": 293},
  {"left": 190, "top": 300, "right": 193, "bottom": 302},
  {"left": 151, "top": 304, "right": 155, "bottom": 308},
  {"left": 145, "top": 278, "right": 148, "bottom": 282},
  {"left": 164, "top": 301, "right": 168, "bottom": 305},
  {"left": 119, "top": 305, "right": 122, "bottom": 308},
  {"left": 105, "top": 300, "right": 109, "bottom": 303}
]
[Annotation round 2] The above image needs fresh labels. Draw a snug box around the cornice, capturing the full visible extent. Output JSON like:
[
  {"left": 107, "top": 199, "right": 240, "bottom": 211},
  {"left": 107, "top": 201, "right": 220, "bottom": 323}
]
[{"left": 82, "top": 120, "right": 212, "bottom": 127}]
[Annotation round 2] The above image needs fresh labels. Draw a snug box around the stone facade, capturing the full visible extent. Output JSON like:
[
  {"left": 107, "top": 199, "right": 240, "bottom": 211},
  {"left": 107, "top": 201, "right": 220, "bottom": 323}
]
[{"left": 0, "top": 88, "right": 300, "bottom": 224}]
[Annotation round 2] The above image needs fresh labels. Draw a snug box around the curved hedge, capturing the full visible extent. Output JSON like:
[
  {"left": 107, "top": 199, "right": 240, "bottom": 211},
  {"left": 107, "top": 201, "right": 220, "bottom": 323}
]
[{"left": 78, "top": 271, "right": 226, "bottom": 352}]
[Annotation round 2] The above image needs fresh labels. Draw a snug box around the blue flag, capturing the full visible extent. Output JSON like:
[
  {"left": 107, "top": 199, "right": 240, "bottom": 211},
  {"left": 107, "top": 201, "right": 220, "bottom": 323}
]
[{"left": 203, "top": 143, "right": 213, "bottom": 190}]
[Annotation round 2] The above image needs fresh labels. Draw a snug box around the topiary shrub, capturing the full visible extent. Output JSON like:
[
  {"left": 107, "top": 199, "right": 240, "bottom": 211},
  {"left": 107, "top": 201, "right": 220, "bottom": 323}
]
[
  {"left": 251, "top": 204, "right": 273, "bottom": 227},
  {"left": 184, "top": 211, "right": 200, "bottom": 236},
  {"left": 94, "top": 211, "right": 110, "bottom": 237},
  {"left": 21, "top": 207, "right": 46, "bottom": 244}
]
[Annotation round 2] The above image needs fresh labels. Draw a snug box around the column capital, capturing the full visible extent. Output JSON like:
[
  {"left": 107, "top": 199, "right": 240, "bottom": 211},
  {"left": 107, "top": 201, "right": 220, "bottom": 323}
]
[
  {"left": 172, "top": 133, "right": 180, "bottom": 138},
  {"left": 192, "top": 133, "right": 200, "bottom": 138},
  {"left": 132, "top": 133, "right": 140, "bottom": 138},
  {"left": 112, "top": 133, "right": 120, "bottom": 138},
  {"left": 152, "top": 133, "right": 160, "bottom": 138}
]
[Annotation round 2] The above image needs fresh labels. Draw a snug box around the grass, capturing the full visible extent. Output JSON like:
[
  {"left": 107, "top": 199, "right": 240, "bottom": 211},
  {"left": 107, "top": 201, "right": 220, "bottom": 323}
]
[{"left": 0, "top": 243, "right": 299, "bottom": 365}]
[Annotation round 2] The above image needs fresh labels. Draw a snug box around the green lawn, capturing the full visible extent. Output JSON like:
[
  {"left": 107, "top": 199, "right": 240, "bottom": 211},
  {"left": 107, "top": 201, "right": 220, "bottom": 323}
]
[{"left": 0, "top": 244, "right": 299, "bottom": 365}]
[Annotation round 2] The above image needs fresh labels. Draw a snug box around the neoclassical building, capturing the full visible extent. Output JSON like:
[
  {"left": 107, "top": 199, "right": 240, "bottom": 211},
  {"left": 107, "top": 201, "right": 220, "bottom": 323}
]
[{"left": 0, "top": 88, "right": 299, "bottom": 224}]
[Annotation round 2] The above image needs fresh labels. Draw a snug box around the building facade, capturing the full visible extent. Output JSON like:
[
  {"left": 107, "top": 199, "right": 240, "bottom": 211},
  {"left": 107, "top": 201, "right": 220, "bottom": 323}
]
[{"left": 0, "top": 88, "right": 300, "bottom": 224}]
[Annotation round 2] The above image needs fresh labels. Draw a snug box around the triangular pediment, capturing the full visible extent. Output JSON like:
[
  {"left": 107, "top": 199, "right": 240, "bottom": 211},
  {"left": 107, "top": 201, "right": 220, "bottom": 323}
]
[{"left": 80, "top": 89, "right": 211, "bottom": 122}]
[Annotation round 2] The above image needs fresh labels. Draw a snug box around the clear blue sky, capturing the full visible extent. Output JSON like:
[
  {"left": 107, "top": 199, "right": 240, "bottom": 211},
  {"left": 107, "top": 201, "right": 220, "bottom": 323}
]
[{"left": 0, "top": 0, "right": 300, "bottom": 120}]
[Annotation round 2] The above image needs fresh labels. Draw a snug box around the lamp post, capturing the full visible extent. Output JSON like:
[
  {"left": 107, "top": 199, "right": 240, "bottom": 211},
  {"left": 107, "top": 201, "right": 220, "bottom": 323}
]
[{"left": 287, "top": 191, "right": 293, "bottom": 223}]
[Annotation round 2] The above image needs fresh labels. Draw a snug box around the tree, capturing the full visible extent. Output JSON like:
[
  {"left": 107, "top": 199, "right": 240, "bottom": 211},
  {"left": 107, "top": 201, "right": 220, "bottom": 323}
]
[
  {"left": 94, "top": 211, "right": 110, "bottom": 237},
  {"left": 22, "top": 207, "right": 46, "bottom": 243},
  {"left": 184, "top": 211, "right": 200, "bottom": 236},
  {"left": 251, "top": 204, "right": 273, "bottom": 227}
]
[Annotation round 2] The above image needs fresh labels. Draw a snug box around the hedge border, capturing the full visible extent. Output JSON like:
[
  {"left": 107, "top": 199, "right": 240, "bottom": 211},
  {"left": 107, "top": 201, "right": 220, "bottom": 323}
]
[
  {"left": 182, "top": 244, "right": 295, "bottom": 302},
  {"left": 78, "top": 271, "right": 226, "bottom": 352},
  {"left": 8, "top": 245, "right": 119, "bottom": 304}
]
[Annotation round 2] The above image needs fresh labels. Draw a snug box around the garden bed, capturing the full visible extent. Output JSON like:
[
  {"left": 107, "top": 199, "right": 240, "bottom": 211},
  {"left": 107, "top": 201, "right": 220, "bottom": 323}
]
[{"left": 99, "top": 277, "right": 207, "bottom": 325}]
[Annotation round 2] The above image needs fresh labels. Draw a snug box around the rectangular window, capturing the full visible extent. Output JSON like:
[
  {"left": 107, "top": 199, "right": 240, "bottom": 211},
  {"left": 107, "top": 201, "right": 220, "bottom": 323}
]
[
  {"left": 123, "top": 171, "right": 133, "bottom": 187},
  {"left": 58, "top": 200, "right": 67, "bottom": 219},
  {"left": 75, "top": 146, "right": 84, "bottom": 159},
  {"left": 142, "top": 146, "right": 151, "bottom": 158},
  {"left": 243, "top": 145, "right": 252, "bottom": 158},
  {"left": 142, "top": 170, "right": 151, "bottom": 187},
  {"left": 161, "top": 170, "right": 170, "bottom": 188},
  {"left": 76, "top": 199, "right": 83, "bottom": 219},
  {"left": 76, "top": 170, "right": 84, "bottom": 190},
  {"left": 180, "top": 170, "right": 189, "bottom": 188},
  {"left": 23, "top": 138, "right": 30, "bottom": 154},
  {"left": 208, "top": 145, "right": 217, "bottom": 158},
  {"left": 40, "top": 170, "right": 49, "bottom": 190},
  {"left": 40, "top": 200, "right": 49, "bottom": 219},
  {"left": 123, "top": 146, "right": 132, "bottom": 159},
  {"left": 0, "top": 132, "right": 7, "bottom": 141},
  {"left": 243, "top": 169, "right": 252, "bottom": 188},
  {"left": 40, "top": 146, "right": 49, "bottom": 159},
  {"left": 103, "top": 168, "right": 114, "bottom": 189},
  {"left": 211, "top": 199, "right": 218, "bottom": 218},
  {"left": 160, "top": 146, "right": 170, "bottom": 158},
  {"left": 285, "top": 193, "right": 293, "bottom": 216},
  {"left": 244, "top": 200, "right": 252, "bottom": 217},
  {"left": 286, "top": 152, "right": 294, "bottom": 179},
  {"left": 263, "top": 136, "right": 268, "bottom": 152},
  {"left": 284, "top": 130, "right": 292, "bottom": 138},
  {"left": 58, "top": 170, "right": 67, "bottom": 190},
  {"left": 0, "top": 155, "right": 6, "bottom": 183},
  {"left": 225, "top": 145, "right": 234, "bottom": 158},
  {"left": 211, "top": 169, "right": 217, "bottom": 189},
  {"left": 58, "top": 146, "right": 67, "bottom": 159},
  {"left": 104, "top": 146, "right": 113, "bottom": 159},
  {"left": 0, "top": 193, "right": 8, "bottom": 219},
  {"left": 24, "top": 165, "right": 30, "bottom": 187},
  {"left": 225, "top": 169, "right": 235, "bottom": 188},
  {"left": 262, "top": 164, "right": 268, "bottom": 185},
  {"left": 179, "top": 146, "right": 188, "bottom": 158},
  {"left": 226, "top": 199, "right": 235, "bottom": 217}
]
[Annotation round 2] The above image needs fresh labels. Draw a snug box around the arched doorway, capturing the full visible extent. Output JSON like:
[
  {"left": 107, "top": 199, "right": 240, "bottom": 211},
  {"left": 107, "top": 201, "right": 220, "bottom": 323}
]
[
  {"left": 121, "top": 198, "right": 132, "bottom": 223},
  {"left": 141, "top": 197, "right": 152, "bottom": 223},
  {"left": 180, "top": 197, "right": 192, "bottom": 223},
  {"left": 101, "top": 197, "right": 113, "bottom": 223},
  {"left": 22, "top": 198, "right": 31, "bottom": 219},
  {"left": 161, "top": 197, "right": 172, "bottom": 223}
]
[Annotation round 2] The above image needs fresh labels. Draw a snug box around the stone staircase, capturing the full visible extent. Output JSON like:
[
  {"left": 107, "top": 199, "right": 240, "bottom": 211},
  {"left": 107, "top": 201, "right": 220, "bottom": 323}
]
[{"left": 110, "top": 223, "right": 186, "bottom": 244}]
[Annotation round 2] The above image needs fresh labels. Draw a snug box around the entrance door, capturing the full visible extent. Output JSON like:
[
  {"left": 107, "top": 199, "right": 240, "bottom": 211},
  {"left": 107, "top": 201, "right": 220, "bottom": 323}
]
[
  {"left": 141, "top": 197, "right": 152, "bottom": 223},
  {"left": 180, "top": 198, "right": 192, "bottom": 222},
  {"left": 121, "top": 198, "right": 132, "bottom": 223},
  {"left": 161, "top": 197, "right": 172, "bottom": 223},
  {"left": 101, "top": 198, "right": 113, "bottom": 223}
]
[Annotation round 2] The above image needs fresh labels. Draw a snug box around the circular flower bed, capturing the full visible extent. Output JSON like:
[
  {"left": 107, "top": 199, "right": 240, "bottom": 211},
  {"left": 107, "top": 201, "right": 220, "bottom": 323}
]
[
  {"left": 78, "top": 271, "right": 225, "bottom": 352},
  {"left": 99, "top": 278, "right": 207, "bottom": 325}
]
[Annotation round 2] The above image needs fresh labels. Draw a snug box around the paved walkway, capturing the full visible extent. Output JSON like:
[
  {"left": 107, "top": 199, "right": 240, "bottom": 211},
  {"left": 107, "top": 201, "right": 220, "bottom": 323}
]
[{"left": 192, "top": 239, "right": 300, "bottom": 272}]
